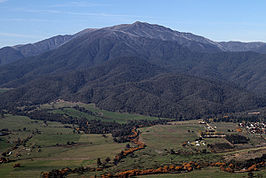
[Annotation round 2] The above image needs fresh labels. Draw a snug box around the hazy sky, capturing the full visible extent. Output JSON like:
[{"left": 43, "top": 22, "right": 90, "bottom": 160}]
[{"left": 1, "top": 0, "right": 266, "bottom": 48}]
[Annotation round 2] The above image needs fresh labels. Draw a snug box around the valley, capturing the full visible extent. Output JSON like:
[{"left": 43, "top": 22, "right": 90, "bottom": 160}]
[{"left": 0, "top": 101, "right": 265, "bottom": 177}]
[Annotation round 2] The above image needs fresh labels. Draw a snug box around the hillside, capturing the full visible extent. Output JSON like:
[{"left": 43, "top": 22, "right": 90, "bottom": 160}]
[
  {"left": 0, "top": 35, "right": 72, "bottom": 65},
  {"left": 0, "top": 57, "right": 263, "bottom": 118},
  {"left": 0, "top": 47, "right": 24, "bottom": 65},
  {"left": 219, "top": 41, "right": 266, "bottom": 54},
  {"left": 0, "top": 22, "right": 265, "bottom": 118},
  {"left": 0, "top": 23, "right": 265, "bottom": 96},
  {"left": 2, "top": 21, "right": 266, "bottom": 66}
]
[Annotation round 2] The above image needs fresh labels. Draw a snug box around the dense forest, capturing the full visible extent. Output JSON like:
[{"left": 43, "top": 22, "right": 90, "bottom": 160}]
[{"left": 0, "top": 56, "right": 265, "bottom": 119}]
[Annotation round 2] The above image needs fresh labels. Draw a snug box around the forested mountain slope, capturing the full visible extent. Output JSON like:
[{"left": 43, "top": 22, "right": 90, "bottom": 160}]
[{"left": 0, "top": 22, "right": 265, "bottom": 118}]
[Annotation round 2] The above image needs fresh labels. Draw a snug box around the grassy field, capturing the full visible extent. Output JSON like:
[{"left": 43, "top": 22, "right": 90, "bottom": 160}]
[
  {"left": 0, "top": 114, "right": 127, "bottom": 178},
  {"left": 1, "top": 108, "right": 265, "bottom": 177},
  {"left": 140, "top": 121, "right": 203, "bottom": 151},
  {"left": 136, "top": 167, "right": 266, "bottom": 178},
  {"left": 0, "top": 114, "right": 77, "bottom": 152},
  {"left": 209, "top": 122, "right": 237, "bottom": 133},
  {"left": 41, "top": 101, "right": 162, "bottom": 123},
  {"left": 100, "top": 121, "right": 223, "bottom": 175},
  {"left": 85, "top": 103, "right": 162, "bottom": 123},
  {"left": 50, "top": 107, "right": 100, "bottom": 121},
  {"left": 112, "top": 120, "right": 265, "bottom": 172}
]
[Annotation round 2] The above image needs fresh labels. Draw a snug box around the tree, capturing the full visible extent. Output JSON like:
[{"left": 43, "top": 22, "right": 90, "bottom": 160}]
[
  {"left": 113, "top": 158, "right": 118, "bottom": 166},
  {"left": 105, "top": 157, "right": 110, "bottom": 163},
  {"left": 126, "top": 144, "right": 130, "bottom": 148},
  {"left": 248, "top": 172, "right": 254, "bottom": 178},
  {"left": 170, "top": 149, "right": 175, "bottom": 154},
  {"left": 97, "top": 158, "right": 102, "bottom": 168}
]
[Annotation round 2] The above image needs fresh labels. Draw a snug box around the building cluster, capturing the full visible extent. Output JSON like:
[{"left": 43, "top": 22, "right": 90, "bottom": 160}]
[
  {"left": 239, "top": 122, "right": 266, "bottom": 134},
  {"left": 199, "top": 120, "right": 225, "bottom": 138}
]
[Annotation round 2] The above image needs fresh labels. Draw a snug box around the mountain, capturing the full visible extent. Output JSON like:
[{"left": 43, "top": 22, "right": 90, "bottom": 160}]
[
  {"left": 219, "top": 41, "right": 266, "bottom": 54},
  {"left": 0, "top": 21, "right": 265, "bottom": 118},
  {"left": 2, "top": 21, "right": 266, "bottom": 66},
  {"left": 0, "top": 47, "right": 24, "bottom": 65},
  {"left": 0, "top": 21, "right": 224, "bottom": 66},
  {"left": 106, "top": 21, "right": 224, "bottom": 52},
  {"left": 0, "top": 57, "right": 263, "bottom": 118},
  {"left": 0, "top": 35, "right": 73, "bottom": 65},
  {"left": 14, "top": 35, "right": 73, "bottom": 57},
  {"left": 0, "top": 28, "right": 103, "bottom": 66},
  {"left": 0, "top": 22, "right": 265, "bottom": 96}
]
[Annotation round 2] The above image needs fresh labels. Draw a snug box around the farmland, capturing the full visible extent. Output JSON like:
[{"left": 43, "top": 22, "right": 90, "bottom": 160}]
[
  {"left": 136, "top": 167, "right": 266, "bottom": 178},
  {"left": 0, "top": 101, "right": 265, "bottom": 177},
  {"left": 0, "top": 114, "right": 126, "bottom": 177},
  {"left": 41, "top": 101, "right": 162, "bottom": 124}
]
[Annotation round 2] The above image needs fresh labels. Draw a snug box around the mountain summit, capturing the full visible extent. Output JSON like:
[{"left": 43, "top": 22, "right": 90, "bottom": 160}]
[{"left": 107, "top": 21, "right": 223, "bottom": 51}]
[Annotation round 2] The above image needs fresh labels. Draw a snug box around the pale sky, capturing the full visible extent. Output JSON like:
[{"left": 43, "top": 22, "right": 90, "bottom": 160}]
[{"left": 1, "top": 0, "right": 266, "bottom": 47}]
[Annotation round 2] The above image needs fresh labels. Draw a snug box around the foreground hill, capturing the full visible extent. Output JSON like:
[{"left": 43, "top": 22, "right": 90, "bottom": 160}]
[{"left": 0, "top": 57, "right": 263, "bottom": 118}]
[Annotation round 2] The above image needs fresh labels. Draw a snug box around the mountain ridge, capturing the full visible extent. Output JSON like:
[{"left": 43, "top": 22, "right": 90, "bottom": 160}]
[{"left": 1, "top": 21, "right": 266, "bottom": 65}]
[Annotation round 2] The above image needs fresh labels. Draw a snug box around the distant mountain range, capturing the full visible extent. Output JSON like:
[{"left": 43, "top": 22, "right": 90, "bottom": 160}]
[
  {"left": 0, "top": 21, "right": 265, "bottom": 118},
  {"left": 0, "top": 35, "right": 72, "bottom": 65},
  {"left": 1, "top": 21, "right": 266, "bottom": 66},
  {"left": 0, "top": 28, "right": 97, "bottom": 65},
  {"left": 219, "top": 41, "right": 266, "bottom": 53}
]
